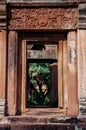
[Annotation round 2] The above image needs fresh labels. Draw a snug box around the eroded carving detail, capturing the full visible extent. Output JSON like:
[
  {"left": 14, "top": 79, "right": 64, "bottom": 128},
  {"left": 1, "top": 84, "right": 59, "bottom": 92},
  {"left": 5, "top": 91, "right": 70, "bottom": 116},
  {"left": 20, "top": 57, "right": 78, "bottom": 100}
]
[{"left": 8, "top": 8, "right": 78, "bottom": 30}]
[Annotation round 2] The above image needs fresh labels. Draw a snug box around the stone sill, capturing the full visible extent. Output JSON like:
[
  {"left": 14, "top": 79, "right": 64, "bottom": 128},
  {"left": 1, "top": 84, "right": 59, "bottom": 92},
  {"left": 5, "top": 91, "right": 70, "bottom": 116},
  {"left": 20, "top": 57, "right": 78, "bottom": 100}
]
[
  {"left": 6, "top": 116, "right": 86, "bottom": 126},
  {"left": 21, "top": 108, "right": 67, "bottom": 118}
]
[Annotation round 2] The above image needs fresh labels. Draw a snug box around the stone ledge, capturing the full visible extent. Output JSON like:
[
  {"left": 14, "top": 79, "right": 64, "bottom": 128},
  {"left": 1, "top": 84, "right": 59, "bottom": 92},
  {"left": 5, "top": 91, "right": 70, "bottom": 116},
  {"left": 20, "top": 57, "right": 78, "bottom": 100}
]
[
  {"left": 7, "top": 116, "right": 83, "bottom": 124},
  {"left": 1, "top": 116, "right": 86, "bottom": 130}
]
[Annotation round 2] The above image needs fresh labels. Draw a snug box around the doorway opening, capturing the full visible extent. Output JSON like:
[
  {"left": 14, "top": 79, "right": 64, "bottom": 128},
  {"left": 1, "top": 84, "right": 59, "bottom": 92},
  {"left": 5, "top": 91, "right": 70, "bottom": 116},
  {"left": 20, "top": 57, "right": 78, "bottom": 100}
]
[
  {"left": 20, "top": 31, "right": 68, "bottom": 115},
  {"left": 26, "top": 42, "right": 58, "bottom": 108}
]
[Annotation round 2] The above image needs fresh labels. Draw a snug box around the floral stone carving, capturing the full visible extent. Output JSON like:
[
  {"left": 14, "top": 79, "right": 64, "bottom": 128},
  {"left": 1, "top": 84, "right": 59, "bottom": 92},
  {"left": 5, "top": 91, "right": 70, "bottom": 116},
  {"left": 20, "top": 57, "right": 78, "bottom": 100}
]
[{"left": 8, "top": 8, "right": 78, "bottom": 30}]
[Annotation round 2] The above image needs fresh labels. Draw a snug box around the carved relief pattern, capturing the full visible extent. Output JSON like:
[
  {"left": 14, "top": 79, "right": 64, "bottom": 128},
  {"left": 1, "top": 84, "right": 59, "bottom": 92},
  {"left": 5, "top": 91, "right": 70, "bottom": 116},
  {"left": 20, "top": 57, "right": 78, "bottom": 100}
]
[{"left": 8, "top": 8, "right": 78, "bottom": 30}]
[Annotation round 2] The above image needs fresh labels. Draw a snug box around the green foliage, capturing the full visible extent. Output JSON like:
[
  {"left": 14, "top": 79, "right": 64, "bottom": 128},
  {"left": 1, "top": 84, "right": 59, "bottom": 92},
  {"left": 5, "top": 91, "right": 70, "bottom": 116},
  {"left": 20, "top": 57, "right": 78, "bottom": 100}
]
[{"left": 28, "top": 63, "right": 50, "bottom": 106}]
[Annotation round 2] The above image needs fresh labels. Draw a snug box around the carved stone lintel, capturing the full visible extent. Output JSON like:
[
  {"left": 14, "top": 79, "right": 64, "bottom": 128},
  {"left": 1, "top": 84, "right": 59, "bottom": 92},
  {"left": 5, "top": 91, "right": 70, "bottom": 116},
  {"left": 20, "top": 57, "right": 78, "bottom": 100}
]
[{"left": 8, "top": 8, "right": 78, "bottom": 30}]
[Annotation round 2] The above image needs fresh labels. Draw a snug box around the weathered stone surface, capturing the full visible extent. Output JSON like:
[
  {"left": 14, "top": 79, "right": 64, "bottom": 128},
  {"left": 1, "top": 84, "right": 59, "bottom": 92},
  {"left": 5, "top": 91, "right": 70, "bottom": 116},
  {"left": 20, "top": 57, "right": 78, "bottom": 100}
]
[
  {"left": 8, "top": 8, "right": 78, "bottom": 30},
  {"left": 0, "top": 99, "right": 5, "bottom": 106},
  {"left": 0, "top": 106, "right": 5, "bottom": 113},
  {"left": 0, "top": 4, "right": 6, "bottom": 29}
]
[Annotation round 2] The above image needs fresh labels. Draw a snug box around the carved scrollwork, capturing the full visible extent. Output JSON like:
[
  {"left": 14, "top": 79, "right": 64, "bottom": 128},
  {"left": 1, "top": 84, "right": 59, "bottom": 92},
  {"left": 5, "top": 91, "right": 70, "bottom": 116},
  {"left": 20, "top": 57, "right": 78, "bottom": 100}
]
[{"left": 8, "top": 8, "right": 78, "bottom": 30}]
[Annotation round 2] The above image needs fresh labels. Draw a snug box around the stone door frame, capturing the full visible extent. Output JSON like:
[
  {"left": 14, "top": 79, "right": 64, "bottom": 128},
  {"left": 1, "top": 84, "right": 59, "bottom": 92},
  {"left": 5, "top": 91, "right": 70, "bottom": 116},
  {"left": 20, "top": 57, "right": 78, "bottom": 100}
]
[
  {"left": 21, "top": 35, "right": 66, "bottom": 115},
  {"left": 6, "top": 30, "right": 78, "bottom": 116}
]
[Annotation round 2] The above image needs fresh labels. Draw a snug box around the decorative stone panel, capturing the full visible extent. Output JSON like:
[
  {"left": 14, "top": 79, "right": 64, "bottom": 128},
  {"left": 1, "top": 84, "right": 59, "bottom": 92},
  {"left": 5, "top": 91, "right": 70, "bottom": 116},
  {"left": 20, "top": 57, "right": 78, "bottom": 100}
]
[
  {"left": 0, "top": 98, "right": 5, "bottom": 114},
  {"left": 8, "top": 7, "right": 78, "bottom": 30},
  {"left": 0, "top": 4, "right": 6, "bottom": 29},
  {"left": 79, "top": 98, "right": 86, "bottom": 115},
  {"left": 79, "top": 3, "right": 86, "bottom": 29}
]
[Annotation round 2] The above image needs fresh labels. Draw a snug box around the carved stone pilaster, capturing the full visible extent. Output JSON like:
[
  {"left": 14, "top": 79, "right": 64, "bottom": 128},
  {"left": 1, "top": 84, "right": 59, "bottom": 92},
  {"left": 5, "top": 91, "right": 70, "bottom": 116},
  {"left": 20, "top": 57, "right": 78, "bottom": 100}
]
[
  {"left": 78, "top": 30, "right": 86, "bottom": 115},
  {"left": 67, "top": 31, "right": 78, "bottom": 115},
  {"left": 7, "top": 31, "right": 18, "bottom": 115},
  {"left": 0, "top": 31, "right": 6, "bottom": 115}
]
